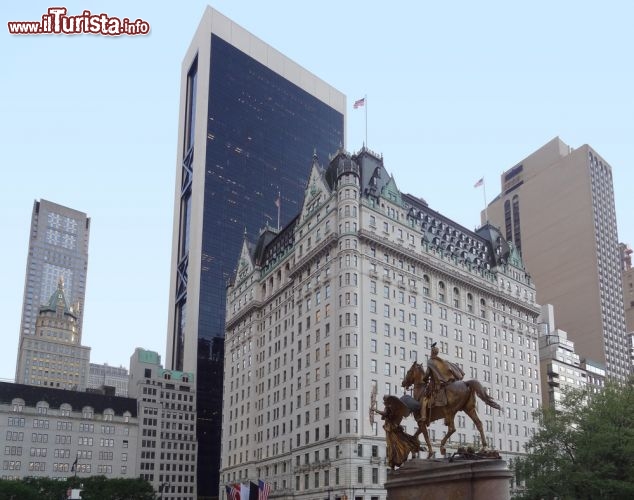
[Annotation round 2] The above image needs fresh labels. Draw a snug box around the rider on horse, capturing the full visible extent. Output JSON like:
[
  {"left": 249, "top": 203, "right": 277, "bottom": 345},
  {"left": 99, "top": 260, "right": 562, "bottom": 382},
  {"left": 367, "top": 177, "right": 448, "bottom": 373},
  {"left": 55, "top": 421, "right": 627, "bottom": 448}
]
[{"left": 421, "top": 342, "right": 465, "bottom": 423}]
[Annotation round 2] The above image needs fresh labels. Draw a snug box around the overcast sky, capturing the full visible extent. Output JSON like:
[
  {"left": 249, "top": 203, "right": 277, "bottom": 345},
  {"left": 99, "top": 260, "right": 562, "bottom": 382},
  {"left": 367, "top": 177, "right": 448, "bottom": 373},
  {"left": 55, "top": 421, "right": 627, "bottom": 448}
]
[{"left": 1, "top": 1, "right": 632, "bottom": 379}]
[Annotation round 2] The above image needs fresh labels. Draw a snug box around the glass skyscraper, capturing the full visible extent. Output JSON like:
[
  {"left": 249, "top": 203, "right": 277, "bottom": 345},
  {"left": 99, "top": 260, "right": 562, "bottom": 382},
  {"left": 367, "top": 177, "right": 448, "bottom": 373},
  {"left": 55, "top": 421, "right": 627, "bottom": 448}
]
[
  {"left": 15, "top": 199, "right": 90, "bottom": 385},
  {"left": 166, "top": 7, "right": 345, "bottom": 497}
]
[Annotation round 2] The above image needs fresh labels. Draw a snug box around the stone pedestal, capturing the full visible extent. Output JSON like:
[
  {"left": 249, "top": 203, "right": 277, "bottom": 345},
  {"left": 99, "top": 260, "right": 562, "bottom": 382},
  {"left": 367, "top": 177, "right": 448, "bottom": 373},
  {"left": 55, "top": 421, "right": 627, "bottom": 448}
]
[{"left": 385, "top": 458, "right": 512, "bottom": 500}]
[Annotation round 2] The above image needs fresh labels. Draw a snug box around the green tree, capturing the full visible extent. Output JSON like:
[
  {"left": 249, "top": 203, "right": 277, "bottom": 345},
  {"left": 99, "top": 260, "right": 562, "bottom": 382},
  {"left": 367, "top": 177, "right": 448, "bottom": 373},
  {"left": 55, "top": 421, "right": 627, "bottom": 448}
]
[
  {"left": 0, "top": 476, "right": 155, "bottom": 500},
  {"left": 513, "top": 381, "right": 634, "bottom": 500},
  {"left": 79, "top": 476, "right": 155, "bottom": 500}
]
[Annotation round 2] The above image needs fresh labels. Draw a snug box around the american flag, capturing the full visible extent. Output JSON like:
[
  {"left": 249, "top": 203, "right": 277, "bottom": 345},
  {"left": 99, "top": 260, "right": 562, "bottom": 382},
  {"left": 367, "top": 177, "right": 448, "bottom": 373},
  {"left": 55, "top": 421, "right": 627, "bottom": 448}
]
[
  {"left": 473, "top": 177, "right": 484, "bottom": 188},
  {"left": 258, "top": 479, "right": 271, "bottom": 500},
  {"left": 274, "top": 193, "right": 281, "bottom": 208},
  {"left": 226, "top": 484, "right": 240, "bottom": 500},
  {"left": 353, "top": 97, "right": 365, "bottom": 109}
]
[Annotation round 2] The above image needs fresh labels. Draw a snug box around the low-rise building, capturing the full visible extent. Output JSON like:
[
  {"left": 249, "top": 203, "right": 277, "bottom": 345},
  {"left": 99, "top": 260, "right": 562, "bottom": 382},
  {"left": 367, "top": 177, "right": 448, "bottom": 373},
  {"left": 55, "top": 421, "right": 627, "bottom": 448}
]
[
  {"left": 581, "top": 359, "right": 606, "bottom": 394},
  {"left": 538, "top": 305, "right": 586, "bottom": 409},
  {"left": 0, "top": 382, "right": 137, "bottom": 480}
]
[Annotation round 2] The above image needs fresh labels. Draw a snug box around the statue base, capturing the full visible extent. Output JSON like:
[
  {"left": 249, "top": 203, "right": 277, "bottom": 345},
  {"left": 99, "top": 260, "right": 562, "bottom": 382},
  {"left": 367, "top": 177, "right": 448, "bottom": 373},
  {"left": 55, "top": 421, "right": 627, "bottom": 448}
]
[{"left": 385, "top": 458, "right": 512, "bottom": 500}]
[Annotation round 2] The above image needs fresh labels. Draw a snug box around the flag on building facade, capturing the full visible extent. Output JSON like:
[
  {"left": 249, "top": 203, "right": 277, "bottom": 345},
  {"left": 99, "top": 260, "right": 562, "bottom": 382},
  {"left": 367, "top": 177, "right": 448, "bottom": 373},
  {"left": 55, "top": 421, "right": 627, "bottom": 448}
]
[
  {"left": 353, "top": 97, "right": 365, "bottom": 109},
  {"left": 240, "top": 483, "right": 251, "bottom": 500},
  {"left": 225, "top": 484, "right": 240, "bottom": 500},
  {"left": 258, "top": 479, "right": 271, "bottom": 500},
  {"left": 474, "top": 177, "right": 484, "bottom": 188},
  {"left": 248, "top": 482, "right": 259, "bottom": 500}
]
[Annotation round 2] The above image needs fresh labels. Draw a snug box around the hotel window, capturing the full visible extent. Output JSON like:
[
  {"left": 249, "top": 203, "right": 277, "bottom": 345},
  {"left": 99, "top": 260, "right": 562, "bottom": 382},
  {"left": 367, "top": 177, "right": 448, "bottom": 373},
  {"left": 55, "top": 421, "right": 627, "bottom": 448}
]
[
  {"left": 453, "top": 287, "right": 460, "bottom": 308},
  {"left": 438, "top": 281, "right": 445, "bottom": 302}
]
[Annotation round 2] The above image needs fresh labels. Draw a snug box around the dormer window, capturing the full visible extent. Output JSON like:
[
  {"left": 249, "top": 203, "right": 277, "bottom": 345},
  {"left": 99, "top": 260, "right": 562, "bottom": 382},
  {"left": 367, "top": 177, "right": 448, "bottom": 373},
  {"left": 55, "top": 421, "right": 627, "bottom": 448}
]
[
  {"left": 11, "top": 399, "right": 24, "bottom": 413},
  {"left": 60, "top": 404, "right": 72, "bottom": 417}
]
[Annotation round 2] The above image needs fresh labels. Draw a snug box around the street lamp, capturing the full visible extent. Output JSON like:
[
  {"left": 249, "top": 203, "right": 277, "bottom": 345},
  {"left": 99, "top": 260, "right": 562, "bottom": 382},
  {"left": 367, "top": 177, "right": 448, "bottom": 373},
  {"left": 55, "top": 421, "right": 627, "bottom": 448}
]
[{"left": 158, "top": 482, "right": 170, "bottom": 500}]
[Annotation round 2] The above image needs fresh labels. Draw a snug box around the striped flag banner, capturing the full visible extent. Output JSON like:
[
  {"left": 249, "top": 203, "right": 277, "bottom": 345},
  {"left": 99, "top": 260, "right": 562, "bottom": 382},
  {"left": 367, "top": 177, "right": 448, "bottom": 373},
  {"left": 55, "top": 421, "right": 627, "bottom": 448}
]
[
  {"left": 258, "top": 479, "right": 271, "bottom": 500},
  {"left": 353, "top": 97, "right": 365, "bottom": 109},
  {"left": 225, "top": 484, "right": 240, "bottom": 500}
]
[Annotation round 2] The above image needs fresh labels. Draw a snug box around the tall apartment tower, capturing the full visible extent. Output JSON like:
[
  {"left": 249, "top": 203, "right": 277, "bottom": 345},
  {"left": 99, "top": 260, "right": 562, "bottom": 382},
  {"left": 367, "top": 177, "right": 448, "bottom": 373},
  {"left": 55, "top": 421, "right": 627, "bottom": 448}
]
[
  {"left": 486, "top": 137, "right": 629, "bottom": 382},
  {"left": 620, "top": 243, "right": 634, "bottom": 333},
  {"left": 16, "top": 199, "right": 90, "bottom": 383},
  {"left": 165, "top": 7, "right": 345, "bottom": 496},
  {"left": 222, "top": 149, "right": 542, "bottom": 498}
]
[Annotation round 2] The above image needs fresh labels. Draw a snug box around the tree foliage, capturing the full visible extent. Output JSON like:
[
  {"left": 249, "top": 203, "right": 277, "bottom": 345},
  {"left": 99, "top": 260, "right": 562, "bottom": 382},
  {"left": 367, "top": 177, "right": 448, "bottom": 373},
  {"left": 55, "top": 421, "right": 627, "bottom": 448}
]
[
  {"left": 512, "top": 381, "right": 634, "bottom": 500},
  {"left": 0, "top": 476, "right": 155, "bottom": 500}
]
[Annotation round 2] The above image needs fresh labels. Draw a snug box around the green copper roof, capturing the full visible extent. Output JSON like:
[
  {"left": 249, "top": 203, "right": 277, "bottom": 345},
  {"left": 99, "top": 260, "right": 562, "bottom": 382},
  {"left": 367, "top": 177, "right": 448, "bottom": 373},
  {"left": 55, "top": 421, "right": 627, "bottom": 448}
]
[
  {"left": 39, "top": 278, "right": 75, "bottom": 317},
  {"left": 508, "top": 241, "right": 525, "bottom": 269},
  {"left": 381, "top": 175, "right": 403, "bottom": 206},
  {"left": 159, "top": 369, "right": 195, "bottom": 383},
  {"left": 137, "top": 349, "right": 161, "bottom": 365}
]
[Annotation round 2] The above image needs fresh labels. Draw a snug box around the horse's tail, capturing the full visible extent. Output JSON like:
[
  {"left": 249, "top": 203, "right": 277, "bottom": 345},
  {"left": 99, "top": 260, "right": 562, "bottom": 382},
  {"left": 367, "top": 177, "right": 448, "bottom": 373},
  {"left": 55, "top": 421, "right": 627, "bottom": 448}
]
[{"left": 465, "top": 380, "right": 501, "bottom": 410}]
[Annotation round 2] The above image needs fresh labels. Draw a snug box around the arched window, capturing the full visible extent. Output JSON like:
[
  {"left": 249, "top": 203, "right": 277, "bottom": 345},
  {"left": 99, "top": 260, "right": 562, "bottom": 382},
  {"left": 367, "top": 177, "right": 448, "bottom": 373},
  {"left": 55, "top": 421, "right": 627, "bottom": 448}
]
[
  {"left": 60, "top": 403, "right": 72, "bottom": 417},
  {"left": 453, "top": 287, "right": 460, "bottom": 308},
  {"left": 11, "top": 398, "right": 24, "bottom": 413},
  {"left": 438, "top": 281, "right": 445, "bottom": 303},
  {"left": 422, "top": 275, "right": 430, "bottom": 296},
  {"left": 82, "top": 406, "right": 94, "bottom": 419},
  {"left": 36, "top": 401, "right": 49, "bottom": 415},
  {"left": 103, "top": 408, "right": 114, "bottom": 422}
]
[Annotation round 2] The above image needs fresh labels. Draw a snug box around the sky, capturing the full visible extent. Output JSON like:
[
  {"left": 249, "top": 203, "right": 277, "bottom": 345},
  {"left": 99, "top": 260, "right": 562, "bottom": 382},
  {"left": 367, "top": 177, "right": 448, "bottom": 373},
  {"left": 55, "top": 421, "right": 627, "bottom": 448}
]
[{"left": 1, "top": 1, "right": 632, "bottom": 380}]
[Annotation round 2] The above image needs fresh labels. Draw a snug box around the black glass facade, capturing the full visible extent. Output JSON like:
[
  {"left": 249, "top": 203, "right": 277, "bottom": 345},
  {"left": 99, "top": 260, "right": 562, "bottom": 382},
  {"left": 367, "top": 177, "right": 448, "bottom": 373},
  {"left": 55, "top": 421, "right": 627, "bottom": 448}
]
[{"left": 194, "top": 35, "right": 344, "bottom": 497}]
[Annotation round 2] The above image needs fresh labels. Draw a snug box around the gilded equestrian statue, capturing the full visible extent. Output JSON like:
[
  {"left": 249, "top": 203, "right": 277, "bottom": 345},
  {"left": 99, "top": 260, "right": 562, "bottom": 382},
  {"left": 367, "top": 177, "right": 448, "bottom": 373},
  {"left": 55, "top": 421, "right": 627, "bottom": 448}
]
[{"left": 402, "top": 343, "right": 501, "bottom": 457}]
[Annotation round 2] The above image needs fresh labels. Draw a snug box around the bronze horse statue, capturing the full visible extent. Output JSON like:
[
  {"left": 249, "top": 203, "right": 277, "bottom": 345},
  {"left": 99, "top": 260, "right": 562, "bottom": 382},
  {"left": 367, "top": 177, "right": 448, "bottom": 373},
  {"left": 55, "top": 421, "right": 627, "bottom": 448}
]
[{"left": 402, "top": 361, "right": 501, "bottom": 457}]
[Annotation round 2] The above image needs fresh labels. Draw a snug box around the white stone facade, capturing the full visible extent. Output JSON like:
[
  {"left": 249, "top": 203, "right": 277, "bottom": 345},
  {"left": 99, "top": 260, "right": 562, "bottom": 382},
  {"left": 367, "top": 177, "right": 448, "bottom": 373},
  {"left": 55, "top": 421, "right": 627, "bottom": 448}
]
[
  {"left": 0, "top": 382, "right": 137, "bottom": 480},
  {"left": 222, "top": 149, "right": 542, "bottom": 499}
]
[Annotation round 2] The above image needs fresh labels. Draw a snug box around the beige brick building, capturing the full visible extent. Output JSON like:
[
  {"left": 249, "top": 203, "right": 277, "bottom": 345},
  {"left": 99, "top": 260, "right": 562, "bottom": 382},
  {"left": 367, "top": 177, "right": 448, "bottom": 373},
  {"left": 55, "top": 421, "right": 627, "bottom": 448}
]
[{"left": 486, "top": 137, "right": 628, "bottom": 382}]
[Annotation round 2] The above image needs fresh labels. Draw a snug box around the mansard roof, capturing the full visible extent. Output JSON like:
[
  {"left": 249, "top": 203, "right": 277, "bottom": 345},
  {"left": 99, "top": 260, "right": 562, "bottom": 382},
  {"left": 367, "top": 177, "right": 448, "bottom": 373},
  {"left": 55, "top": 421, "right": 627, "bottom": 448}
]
[
  {"left": 0, "top": 381, "right": 136, "bottom": 417},
  {"left": 234, "top": 147, "right": 524, "bottom": 281}
]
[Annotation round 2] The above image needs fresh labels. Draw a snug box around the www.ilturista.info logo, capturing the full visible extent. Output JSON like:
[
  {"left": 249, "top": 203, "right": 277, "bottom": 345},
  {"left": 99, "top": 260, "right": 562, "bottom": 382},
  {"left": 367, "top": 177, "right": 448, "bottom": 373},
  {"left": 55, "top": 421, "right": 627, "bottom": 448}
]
[{"left": 8, "top": 7, "right": 150, "bottom": 36}]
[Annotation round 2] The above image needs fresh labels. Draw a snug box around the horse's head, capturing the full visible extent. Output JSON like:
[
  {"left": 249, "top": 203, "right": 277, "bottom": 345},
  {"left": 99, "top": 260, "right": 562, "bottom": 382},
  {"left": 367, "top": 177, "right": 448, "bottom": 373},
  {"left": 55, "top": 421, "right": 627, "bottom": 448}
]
[{"left": 402, "top": 361, "right": 422, "bottom": 389}]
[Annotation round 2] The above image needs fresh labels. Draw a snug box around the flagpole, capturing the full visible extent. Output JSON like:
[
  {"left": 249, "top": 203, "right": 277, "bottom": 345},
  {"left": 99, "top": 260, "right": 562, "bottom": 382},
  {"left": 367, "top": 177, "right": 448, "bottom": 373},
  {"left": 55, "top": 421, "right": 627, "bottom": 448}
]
[
  {"left": 277, "top": 191, "right": 281, "bottom": 230},
  {"left": 365, "top": 94, "right": 368, "bottom": 147},
  {"left": 482, "top": 180, "right": 488, "bottom": 223}
]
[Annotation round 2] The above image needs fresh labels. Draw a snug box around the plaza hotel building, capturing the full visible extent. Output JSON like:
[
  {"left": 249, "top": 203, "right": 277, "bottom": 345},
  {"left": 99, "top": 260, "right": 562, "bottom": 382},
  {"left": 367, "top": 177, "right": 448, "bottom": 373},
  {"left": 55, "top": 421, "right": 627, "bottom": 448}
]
[{"left": 221, "top": 148, "right": 542, "bottom": 499}]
